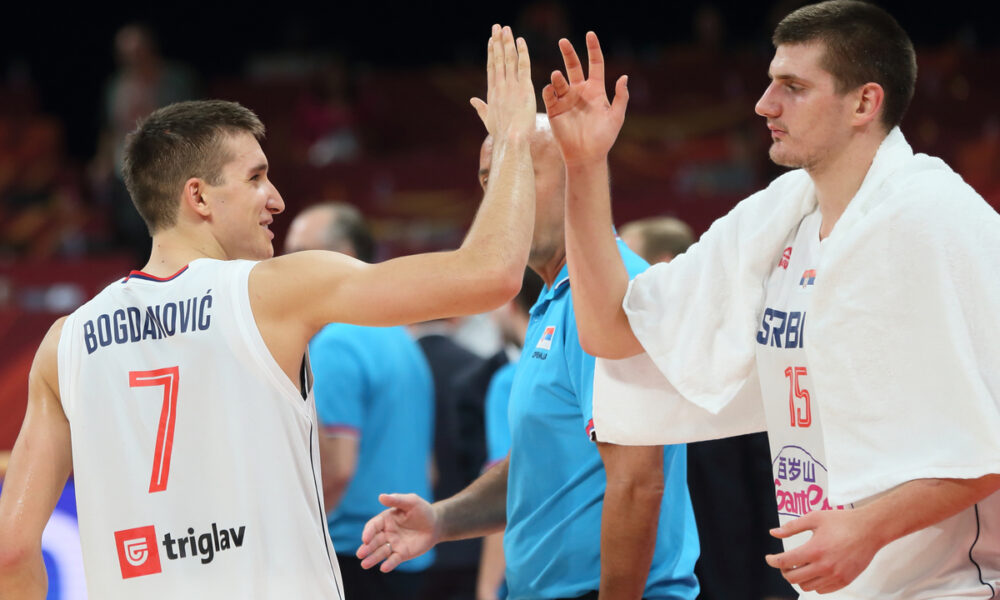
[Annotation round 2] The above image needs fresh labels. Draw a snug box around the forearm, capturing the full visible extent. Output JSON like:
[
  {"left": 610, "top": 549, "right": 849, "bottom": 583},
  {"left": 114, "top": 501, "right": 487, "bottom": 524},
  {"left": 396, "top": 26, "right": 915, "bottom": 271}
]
[
  {"left": 564, "top": 160, "right": 639, "bottom": 359},
  {"left": 461, "top": 134, "right": 535, "bottom": 292},
  {"left": 859, "top": 474, "right": 1000, "bottom": 549},
  {"left": 435, "top": 459, "right": 509, "bottom": 542},
  {"left": 0, "top": 548, "right": 46, "bottom": 600},
  {"left": 597, "top": 444, "right": 664, "bottom": 599}
]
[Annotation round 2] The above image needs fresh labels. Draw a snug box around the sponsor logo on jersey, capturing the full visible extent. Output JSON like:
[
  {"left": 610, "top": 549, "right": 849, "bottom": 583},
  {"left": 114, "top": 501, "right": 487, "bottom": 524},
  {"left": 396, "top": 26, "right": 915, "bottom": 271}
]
[
  {"left": 114, "top": 521, "right": 246, "bottom": 579},
  {"left": 779, "top": 246, "right": 793, "bottom": 270},
  {"left": 799, "top": 269, "right": 816, "bottom": 288},
  {"left": 115, "top": 525, "right": 162, "bottom": 579},
  {"left": 536, "top": 326, "right": 555, "bottom": 350},
  {"left": 773, "top": 445, "right": 846, "bottom": 519}
]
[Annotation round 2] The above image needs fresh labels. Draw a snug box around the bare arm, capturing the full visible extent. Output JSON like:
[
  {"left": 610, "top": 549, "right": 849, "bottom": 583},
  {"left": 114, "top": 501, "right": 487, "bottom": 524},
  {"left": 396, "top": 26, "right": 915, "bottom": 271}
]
[
  {"left": 252, "top": 26, "right": 536, "bottom": 337},
  {"left": 596, "top": 442, "right": 663, "bottom": 600},
  {"left": 476, "top": 531, "right": 507, "bottom": 600},
  {"left": 318, "top": 433, "right": 358, "bottom": 513},
  {"left": 357, "top": 457, "right": 509, "bottom": 572},
  {"left": 544, "top": 32, "right": 643, "bottom": 359},
  {"left": 0, "top": 318, "right": 73, "bottom": 600},
  {"left": 766, "top": 474, "right": 1000, "bottom": 594}
]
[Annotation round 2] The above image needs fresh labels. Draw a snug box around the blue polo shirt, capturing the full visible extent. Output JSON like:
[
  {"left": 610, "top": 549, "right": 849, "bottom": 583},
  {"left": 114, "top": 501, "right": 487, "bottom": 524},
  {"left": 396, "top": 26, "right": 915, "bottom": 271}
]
[
  {"left": 310, "top": 323, "right": 435, "bottom": 572},
  {"left": 504, "top": 241, "right": 699, "bottom": 599},
  {"left": 484, "top": 360, "right": 517, "bottom": 468}
]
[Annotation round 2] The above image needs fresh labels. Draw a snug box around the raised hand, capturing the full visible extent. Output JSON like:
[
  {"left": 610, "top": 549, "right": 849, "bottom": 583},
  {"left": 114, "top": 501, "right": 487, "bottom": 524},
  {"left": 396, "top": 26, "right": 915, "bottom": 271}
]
[
  {"left": 470, "top": 24, "right": 536, "bottom": 141},
  {"left": 765, "top": 509, "right": 880, "bottom": 594},
  {"left": 542, "top": 31, "right": 629, "bottom": 167},
  {"left": 357, "top": 493, "right": 439, "bottom": 573}
]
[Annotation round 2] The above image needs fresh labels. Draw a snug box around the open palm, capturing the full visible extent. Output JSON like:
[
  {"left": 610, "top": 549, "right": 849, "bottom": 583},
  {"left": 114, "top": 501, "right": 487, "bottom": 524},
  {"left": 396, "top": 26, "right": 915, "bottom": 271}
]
[{"left": 542, "top": 31, "right": 629, "bottom": 167}]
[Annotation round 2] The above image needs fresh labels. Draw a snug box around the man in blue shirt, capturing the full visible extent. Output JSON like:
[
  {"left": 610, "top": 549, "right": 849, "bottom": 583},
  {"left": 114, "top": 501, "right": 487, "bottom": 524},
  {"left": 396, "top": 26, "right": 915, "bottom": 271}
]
[
  {"left": 357, "top": 116, "right": 699, "bottom": 600},
  {"left": 286, "top": 202, "right": 436, "bottom": 599}
]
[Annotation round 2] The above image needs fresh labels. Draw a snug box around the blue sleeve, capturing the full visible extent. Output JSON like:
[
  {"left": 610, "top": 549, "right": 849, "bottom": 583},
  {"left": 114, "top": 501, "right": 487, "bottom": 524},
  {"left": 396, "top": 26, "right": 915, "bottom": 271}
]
[
  {"left": 308, "top": 325, "right": 368, "bottom": 431},
  {"left": 484, "top": 363, "right": 516, "bottom": 464}
]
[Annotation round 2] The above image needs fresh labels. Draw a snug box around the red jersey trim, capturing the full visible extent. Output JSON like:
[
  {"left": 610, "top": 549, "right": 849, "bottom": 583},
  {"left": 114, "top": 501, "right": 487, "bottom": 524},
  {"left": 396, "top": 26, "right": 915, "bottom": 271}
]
[{"left": 123, "top": 265, "right": 190, "bottom": 283}]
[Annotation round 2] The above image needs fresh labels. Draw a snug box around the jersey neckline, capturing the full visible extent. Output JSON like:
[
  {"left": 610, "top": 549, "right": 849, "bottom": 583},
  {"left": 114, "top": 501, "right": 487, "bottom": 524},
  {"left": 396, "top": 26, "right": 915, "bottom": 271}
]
[{"left": 123, "top": 264, "right": 190, "bottom": 283}]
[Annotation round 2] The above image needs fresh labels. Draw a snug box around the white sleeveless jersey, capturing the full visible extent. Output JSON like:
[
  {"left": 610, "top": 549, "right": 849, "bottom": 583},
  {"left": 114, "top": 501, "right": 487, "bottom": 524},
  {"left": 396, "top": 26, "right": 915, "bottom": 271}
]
[{"left": 57, "top": 258, "right": 344, "bottom": 599}]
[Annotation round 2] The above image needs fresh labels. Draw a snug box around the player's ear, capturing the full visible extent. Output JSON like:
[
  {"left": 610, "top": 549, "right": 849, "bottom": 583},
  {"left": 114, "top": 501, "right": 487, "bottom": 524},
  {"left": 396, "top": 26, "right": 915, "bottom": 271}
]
[
  {"left": 182, "top": 177, "right": 211, "bottom": 218},
  {"left": 852, "top": 82, "right": 884, "bottom": 128}
]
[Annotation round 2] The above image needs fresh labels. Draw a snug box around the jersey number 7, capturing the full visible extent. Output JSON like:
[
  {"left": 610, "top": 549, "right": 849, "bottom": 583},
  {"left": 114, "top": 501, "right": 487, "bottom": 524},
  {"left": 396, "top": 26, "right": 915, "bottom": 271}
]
[{"left": 129, "top": 366, "right": 180, "bottom": 493}]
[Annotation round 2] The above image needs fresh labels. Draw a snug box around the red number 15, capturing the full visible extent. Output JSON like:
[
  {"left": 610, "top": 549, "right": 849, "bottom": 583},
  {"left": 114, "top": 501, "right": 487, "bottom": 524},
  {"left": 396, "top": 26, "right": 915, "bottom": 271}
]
[
  {"left": 784, "top": 366, "right": 811, "bottom": 428},
  {"left": 129, "top": 366, "right": 180, "bottom": 493}
]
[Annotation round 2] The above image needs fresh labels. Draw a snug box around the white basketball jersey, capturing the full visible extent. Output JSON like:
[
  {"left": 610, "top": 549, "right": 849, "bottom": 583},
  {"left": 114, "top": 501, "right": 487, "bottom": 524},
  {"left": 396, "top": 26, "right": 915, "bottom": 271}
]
[
  {"left": 757, "top": 209, "right": 1000, "bottom": 599},
  {"left": 57, "top": 258, "right": 344, "bottom": 599}
]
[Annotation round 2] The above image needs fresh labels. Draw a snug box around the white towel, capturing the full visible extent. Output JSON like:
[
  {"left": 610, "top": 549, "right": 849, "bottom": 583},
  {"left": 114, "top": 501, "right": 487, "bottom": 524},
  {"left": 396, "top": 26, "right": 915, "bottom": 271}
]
[{"left": 593, "top": 128, "right": 1000, "bottom": 505}]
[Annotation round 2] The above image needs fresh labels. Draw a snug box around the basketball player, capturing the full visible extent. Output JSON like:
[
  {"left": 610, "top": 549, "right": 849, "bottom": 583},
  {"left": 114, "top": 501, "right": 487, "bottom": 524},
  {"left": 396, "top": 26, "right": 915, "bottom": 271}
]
[
  {"left": 547, "top": 1, "right": 1000, "bottom": 597},
  {"left": 0, "top": 24, "right": 535, "bottom": 599}
]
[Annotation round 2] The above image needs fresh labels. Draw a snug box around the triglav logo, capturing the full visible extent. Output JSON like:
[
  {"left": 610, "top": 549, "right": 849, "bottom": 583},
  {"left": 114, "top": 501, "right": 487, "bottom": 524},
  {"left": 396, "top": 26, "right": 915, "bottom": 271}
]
[
  {"left": 114, "top": 525, "right": 162, "bottom": 579},
  {"left": 114, "top": 521, "right": 246, "bottom": 579}
]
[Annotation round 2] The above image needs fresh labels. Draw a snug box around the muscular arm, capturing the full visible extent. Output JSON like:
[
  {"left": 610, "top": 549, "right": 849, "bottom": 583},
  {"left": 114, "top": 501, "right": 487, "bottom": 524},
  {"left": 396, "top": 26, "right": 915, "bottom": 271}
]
[
  {"left": 0, "top": 318, "right": 72, "bottom": 600},
  {"left": 767, "top": 474, "right": 1000, "bottom": 594},
  {"left": 596, "top": 442, "right": 663, "bottom": 600}
]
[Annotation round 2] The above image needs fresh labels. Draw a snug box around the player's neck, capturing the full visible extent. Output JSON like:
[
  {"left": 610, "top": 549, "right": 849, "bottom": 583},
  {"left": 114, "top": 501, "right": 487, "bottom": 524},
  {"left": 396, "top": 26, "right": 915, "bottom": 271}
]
[
  {"left": 142, "top": 228, "right": 226, "bottom": 276},
  {"left": 808, "top": 131, "right": 884, "bottom": 240}
]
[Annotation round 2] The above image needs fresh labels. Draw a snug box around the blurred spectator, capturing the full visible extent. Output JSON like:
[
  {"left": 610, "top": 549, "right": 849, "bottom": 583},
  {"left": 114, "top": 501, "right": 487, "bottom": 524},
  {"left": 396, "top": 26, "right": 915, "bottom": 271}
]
[
  {"left": 618, "top": 216, "right": 696, "bottom": 264},
  {"left": 285, "top": 201, "right": 436, "bottom": 599},
  {"left": 620, "top": 216, "right": 794, "bottom": 600},
  {"left": 90, "top": 24, "right": 197, "bottom": 263},
  {"left": 294, "top": 57, "right": 361, "bottom": 167}
]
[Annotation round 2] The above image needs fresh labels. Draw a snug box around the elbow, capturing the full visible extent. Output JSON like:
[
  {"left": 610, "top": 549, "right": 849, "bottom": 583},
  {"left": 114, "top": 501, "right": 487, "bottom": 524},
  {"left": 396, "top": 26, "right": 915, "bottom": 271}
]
[
  {"left": 476, "top": 265, "right": 523, "bottom": 312},
  {"left": 0, "top": 535, "right": 37, "bottom": 576}
]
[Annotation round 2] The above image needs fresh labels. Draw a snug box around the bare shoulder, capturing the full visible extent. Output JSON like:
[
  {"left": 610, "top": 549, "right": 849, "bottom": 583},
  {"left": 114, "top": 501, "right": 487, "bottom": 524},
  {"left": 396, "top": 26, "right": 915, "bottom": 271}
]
[
  {"left": 31, "top": 316, "right": 67, "bottom": 388},
  {"left": 250, "top": 250, "right": 362, "bottom": 292}
]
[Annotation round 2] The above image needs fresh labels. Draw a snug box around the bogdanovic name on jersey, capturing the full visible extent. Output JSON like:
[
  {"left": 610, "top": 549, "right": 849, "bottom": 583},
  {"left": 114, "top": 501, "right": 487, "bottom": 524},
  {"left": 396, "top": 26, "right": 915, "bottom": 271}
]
[{"left": 83, "top": 290, "right": 214, "bottom": 355}]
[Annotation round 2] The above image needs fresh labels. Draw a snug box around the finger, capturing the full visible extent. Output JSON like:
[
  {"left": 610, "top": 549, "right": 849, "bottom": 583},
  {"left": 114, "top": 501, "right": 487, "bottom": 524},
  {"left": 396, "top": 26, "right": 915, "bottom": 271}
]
[
  {"left": 516, "top": 37, "right": 531, "bottom": 82},
  {"left": 380, "top": 548, "right": 406, "bottom": 573},
  {"left": 485, "top": 30, "right": 495, "bottom": 97},
  {"left": 491, "top": 25, "right": 505, "bottom": 83},
  {"left": 558, "top": 38, "right": 585, "bottom": 85},
  {"left": 765, "top": 547, "right": 808, "bottom": 570},
  {"left": 610, "top": 75, "right": 630, "bottom": 122},
  {"left": 360, "top": 514, "right": 384, "bottom": 544},
  {"left": 585, "top": 31, "right": 605, "bottom": 85},
  {"left": 362, "top": 541, "right": 394, "bottom": 571},
  {"left": 770, "top": 513, "right": 814, "bottom": 538},
  {"left": 470, "top": 98, "right": 488, "bottom": 126},
  {"left": 502, "top": 26, "right": 517, "bottom": 85},
  {"left": 780, "top": 562, "right": 823, "bottom": 585},
  {"left": 550, "top": 70, "right": 571, "bottom": 98},
  {"left": 378, "top": 492, "right": 414, "bottom": 511},
  {"left": 541, "top": 84, "right": 559, "bottom": 113}
]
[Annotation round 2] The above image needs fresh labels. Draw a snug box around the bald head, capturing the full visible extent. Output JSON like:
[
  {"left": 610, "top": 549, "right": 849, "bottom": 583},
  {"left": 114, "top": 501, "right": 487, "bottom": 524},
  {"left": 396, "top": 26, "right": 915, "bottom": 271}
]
[
  {"left": 478, "top": 115, "right": 567, "bottom": 272},
  {"left": 285, "top": 202, "right": 375, "bottom": 261}
]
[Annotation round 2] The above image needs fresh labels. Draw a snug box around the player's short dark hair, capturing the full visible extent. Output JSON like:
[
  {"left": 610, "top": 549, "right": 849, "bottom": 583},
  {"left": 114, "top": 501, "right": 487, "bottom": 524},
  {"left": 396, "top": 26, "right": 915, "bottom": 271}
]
[
  {"left": 122, "top": 100, "right": 265, "bottom": 234},
  {"left": 773, "top": 0, "right": 916, "bottom": 130}
]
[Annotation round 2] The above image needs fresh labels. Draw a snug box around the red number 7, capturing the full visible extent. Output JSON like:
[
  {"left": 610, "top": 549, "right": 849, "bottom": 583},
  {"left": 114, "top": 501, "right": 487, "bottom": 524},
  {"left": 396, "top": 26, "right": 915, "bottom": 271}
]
[{"left": 129, "top": 366, "right": 180, "bottom": 493}]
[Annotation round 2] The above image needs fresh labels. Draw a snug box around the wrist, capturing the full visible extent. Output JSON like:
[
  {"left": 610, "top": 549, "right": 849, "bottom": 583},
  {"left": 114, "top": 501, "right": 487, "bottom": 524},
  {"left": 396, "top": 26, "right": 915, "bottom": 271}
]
[{"left": 564, "top": 158, "right": 609, "bottom": 179}]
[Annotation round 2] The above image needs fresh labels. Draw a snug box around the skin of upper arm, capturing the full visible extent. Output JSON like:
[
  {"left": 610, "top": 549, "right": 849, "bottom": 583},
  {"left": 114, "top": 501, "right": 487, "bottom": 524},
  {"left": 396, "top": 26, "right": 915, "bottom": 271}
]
[
  {"left": 0, "top": 318, "right": 73, "bottom": 558},
  {"left": 319, "top": 433, "right": 359, "bottom": 512},
  {"left": 251, "top": 249, "right": 520, "bottom": 335},
  {"left": 596, "top": 441, "right": 664, "bottom": 491}
]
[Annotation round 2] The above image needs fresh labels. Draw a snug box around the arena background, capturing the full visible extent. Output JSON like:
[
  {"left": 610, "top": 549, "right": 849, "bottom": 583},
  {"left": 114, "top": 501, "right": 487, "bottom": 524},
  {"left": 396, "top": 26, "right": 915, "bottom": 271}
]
[{"left": 0, "top": 3, "right": 996, "bottom": 596}]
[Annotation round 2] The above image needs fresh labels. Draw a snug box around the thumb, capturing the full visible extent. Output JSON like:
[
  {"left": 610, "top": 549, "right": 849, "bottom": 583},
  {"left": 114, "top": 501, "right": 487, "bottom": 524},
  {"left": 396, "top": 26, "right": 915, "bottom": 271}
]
[
  {"left": 379, "top": 492, "right": 417, "bottom": 511},
  {"left": 470, "top": 98, "right": 488, "bottom": 127},
  {"left": 770, "top": 513, "right": 814, "bottom": 539},
  {"left": 610, "top": 74, "right": 629, "bottom": 122}
]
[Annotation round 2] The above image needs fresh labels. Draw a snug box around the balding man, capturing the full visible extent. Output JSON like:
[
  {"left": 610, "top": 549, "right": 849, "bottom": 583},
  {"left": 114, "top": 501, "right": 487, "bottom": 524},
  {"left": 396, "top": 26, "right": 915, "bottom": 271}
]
[
  {"left": 356, "top": 116, "right": 699, "bottom": 600},
  {"left": 285, "top": 202, "right": 436, "bottom": 600}
]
